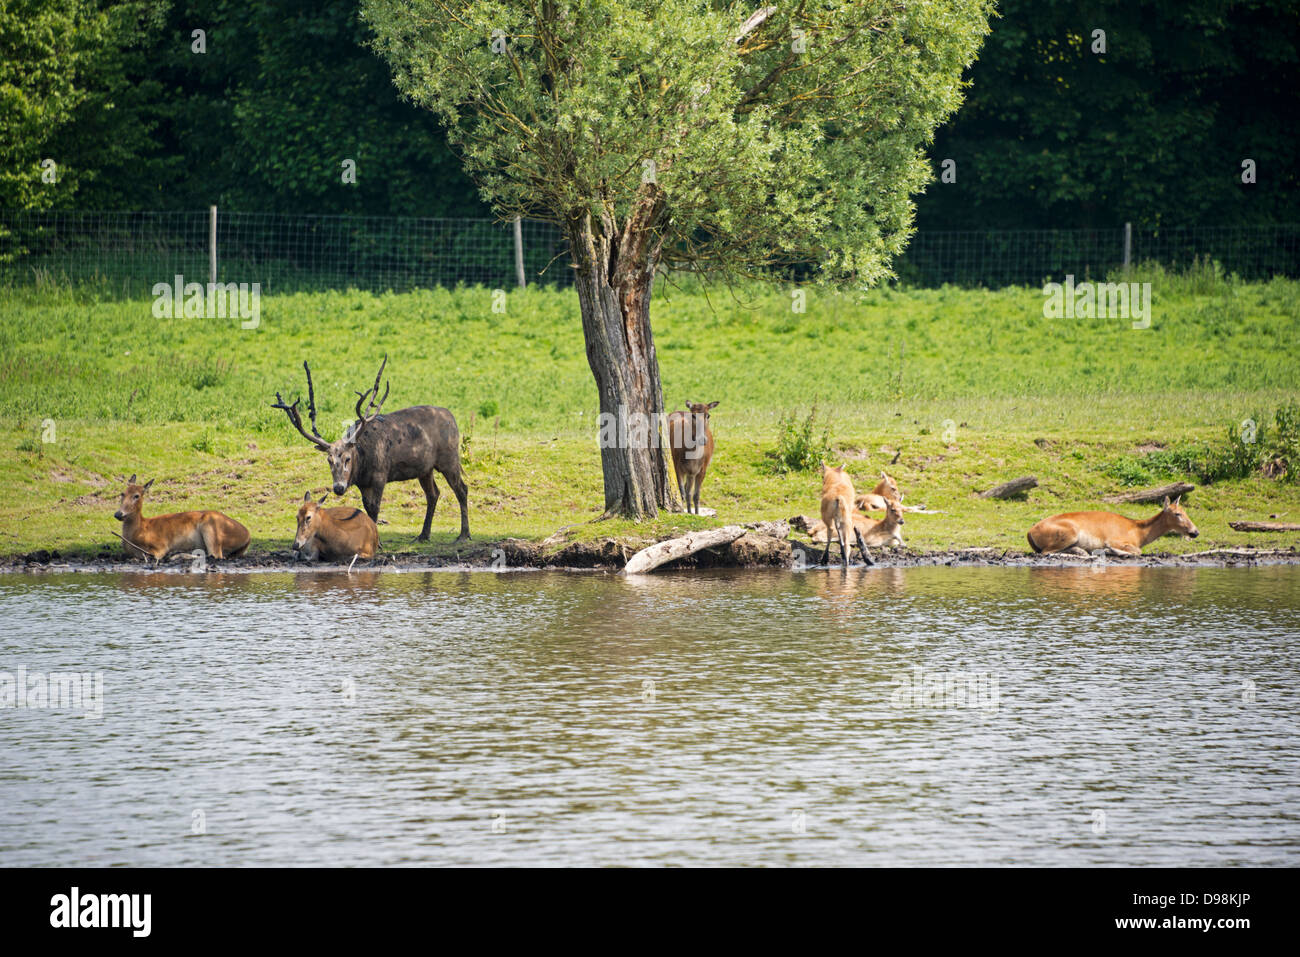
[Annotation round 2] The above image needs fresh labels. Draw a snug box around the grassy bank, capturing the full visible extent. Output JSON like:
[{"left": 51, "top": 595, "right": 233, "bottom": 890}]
[{"left": 2, "top": 266, "right": 1299, "bottom": 560}]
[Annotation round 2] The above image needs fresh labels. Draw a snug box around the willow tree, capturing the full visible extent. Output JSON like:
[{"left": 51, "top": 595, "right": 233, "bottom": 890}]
[{"left": 362, "top": 0, "right": 992, "bottom": 517}]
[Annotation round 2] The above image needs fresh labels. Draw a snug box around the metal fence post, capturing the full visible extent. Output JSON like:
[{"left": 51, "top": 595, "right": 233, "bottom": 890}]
[
  {"left": 209, "top": 205, "right": 218, "bottom": 285},
  {"left": 1123, "top": 221, "right": 1132, "bottom": 272},
  {"left": 513, "top": 216, "right": 526, "bottom": 289}
]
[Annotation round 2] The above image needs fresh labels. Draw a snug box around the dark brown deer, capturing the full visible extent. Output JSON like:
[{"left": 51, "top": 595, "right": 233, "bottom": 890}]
[
  {"left": 668, "top": 400, "right": 717, "bottom": 514},
  {"left": 292, "top": 492, "right": 379, "bottom": 562},
  {"left": 272, "top": 356, "right": 469, "bottom": 541}
]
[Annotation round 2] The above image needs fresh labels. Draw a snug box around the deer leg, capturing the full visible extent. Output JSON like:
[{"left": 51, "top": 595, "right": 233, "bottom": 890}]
[
  {"left": 443, "top": 466, "right": 470, "bottom": 542},
  {"left": 416, "top": 472, "right": 440, "bottom": 542},
  {"left": 360, "top": 484, "right": 385, "bottom": 527},
  {"left": 200, "top": 522, "right": 223, "bottom": 560},
  {"left": 692, "top": 474, "right": 702, "bottom": 515},
  {"left": 855, "top": 528, "right": 874, "bottom": 566}
]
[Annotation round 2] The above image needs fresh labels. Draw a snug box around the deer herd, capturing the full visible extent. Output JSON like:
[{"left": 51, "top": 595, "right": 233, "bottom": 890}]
[{"left": 110, "top": 359, "right": 1202, "bottom": 568}]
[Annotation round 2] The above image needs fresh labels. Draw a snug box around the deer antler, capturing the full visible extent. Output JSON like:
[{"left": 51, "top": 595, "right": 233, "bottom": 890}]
[
  {"left": 271, "top": 361, "right": 331, "bottom": 451},
  {"left": 353, "top": 354, "right": 390, "bottom": 427}
]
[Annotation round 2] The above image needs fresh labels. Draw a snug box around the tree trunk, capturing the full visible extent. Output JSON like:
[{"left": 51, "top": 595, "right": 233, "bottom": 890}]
[{"left": 567, "top": 199, "right": 674, "bottom": 518}]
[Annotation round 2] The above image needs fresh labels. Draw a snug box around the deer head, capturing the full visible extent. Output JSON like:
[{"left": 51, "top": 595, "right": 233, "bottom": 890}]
[
  {"left": 879, "top": 471, "right": 901, "bottom": 501},
  {"left": 1160, "top": 495, "right": 1199, "bottom": 538},
  {"left": 293, "top": 491, "right": 331, "bottom": 558},
  {"left": 885, "top": 497, "right": 905, "bottom": 526},
  {"left": 272, "top": 357, "right": 389, "bottom": 496},
  {"left": 114, "top": 474, "right": 155, "bottom": 521}
]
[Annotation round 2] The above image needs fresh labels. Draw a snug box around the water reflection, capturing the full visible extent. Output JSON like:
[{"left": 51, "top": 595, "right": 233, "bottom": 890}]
[{"left": 0, "top": 565, "right": 1297, "bottom": 866}]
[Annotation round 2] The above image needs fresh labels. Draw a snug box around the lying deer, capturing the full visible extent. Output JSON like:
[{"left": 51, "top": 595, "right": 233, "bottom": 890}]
[
  {"left": 855, "top": 472, "right": 902, "bottom": 512},
  {"left": 113, "top": 474, "right": 249, "bottom": 562},
  {"left": 668, "top": 400, "right": 717, "bottom": 514},
  {"left": 292, "top": 492, "right": 379, "bottom": 562},
  {"left": 273, "top": 356, "right": 469, "bottom": 541},
  {"left": 860, "top": 497, "right": 906, "bottom": 549},
  {"left": 1027, "top": 496, "right": 1199, "bottom": 556},
  {"left": 819, "top": 463, "right": 872, "bottom": 568}
]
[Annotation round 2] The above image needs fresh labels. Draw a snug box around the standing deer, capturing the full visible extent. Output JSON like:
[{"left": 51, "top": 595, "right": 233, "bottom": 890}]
[
  {"left": 819, "top": 463, "right": 872, "bottom": 568},
  {"left": 668, "top": 400, "right": 717, "bottom": 514},
  {"left": 1027, "top": 496, "right": 1199, "bottom": 556},
  {"left": 272, "top": 356, "right": 469, "bottom": 541},
  {"left": 113, "top": 475, "right": 250, "bottom": 561},
  {"left": 292, "top": 492, "right": 379, "bottom": 562}
]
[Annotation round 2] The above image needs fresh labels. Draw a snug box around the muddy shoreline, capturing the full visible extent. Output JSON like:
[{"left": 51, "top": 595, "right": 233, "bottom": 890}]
[{"left": 4, "top": 538, "right": 1298, "bottom": 574}]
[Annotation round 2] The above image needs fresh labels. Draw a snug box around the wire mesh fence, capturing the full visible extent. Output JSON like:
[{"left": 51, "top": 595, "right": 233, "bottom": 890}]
[
  {"left": 1, "top": 209, "right": 1296, "bottom": 296},
  {"left": 0, "top": 210, "right": 573, "bottom": 297},
  {"left": 897, "top": 224, "right": 1300, "bottom": 287}
]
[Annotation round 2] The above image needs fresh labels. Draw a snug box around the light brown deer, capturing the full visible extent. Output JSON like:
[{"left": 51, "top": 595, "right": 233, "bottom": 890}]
[
  {"left": 819, "top": 463, "right": 872, "bottom": 568},
  {"left": 668, "top": 400, "right": 717, "bottom": 514},
  {"left": 113, "top": 475, "right": 250, "bottom": 562},
  {"left": 860, "top": 497, "right": 906, "bottom": 549},
  {"left": 810, "top": 497, "right": 906, "bottom": 549},
  {"left": 292, "top": 492, "right": 379, "bottom": 562},
  {"left": 1027, "top": 496, "right": 1199, "bottom": 556},
  {"left": 855, "top": 472, "right": 902, "bottom": 512}
]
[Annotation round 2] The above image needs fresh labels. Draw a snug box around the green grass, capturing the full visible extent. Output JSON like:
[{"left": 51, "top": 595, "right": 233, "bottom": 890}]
[{"left": 2, "top": 268, "right": 1299, "bottom": 559}]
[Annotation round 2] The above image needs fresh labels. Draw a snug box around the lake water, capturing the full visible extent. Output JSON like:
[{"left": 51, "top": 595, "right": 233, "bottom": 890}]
[{"left": 1, "top": 565, "right": 1297, "bottom": 866}]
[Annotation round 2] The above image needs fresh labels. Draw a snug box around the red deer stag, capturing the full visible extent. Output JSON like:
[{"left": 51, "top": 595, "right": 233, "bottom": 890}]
[{"left": 272, "top": 356, "right": 469, "bottom": 541}]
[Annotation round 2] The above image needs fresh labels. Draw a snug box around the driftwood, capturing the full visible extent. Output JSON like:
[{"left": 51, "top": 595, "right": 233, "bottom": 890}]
[
  {"left": 623, "top": 525, "right": 750, "bottom": 574},
  {"left": 1102, "top": 482, "right": 1195, "bottom": 505},
  {"left": 1229, "top": 521, "right": 1300, "bottom": 533},
  {"left": 977, "top": 476, "right": 1037, "bottom": 499}
]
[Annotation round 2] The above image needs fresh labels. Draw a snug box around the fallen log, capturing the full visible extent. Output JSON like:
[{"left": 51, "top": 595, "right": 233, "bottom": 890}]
[
  {"left": 1102, "top": 482, "right": 1195, "bottom": 505},
  {"left": 977, "top": 476, "right": 1037, "bottom": 499},
  {"left": 623, "top": 525, "right": 750, "bottom": 574},
  {"left": 1229, "top": 521, "right": 1300, "bottom": 533}
]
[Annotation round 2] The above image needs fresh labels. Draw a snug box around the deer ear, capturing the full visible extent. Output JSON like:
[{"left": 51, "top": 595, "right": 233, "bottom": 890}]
[
  {"left": 318, "top": 493, "right": 329, "bottom": 506},
  {"left": 707, "top": 401, "right": 719, "bottom": 409},
  {"left": 128, "top": 473, "right": 137, "bottom": 484},
  {"left": 1162, "top": 496, "right": 1171, "bottom": 508},
  {"left": 142, "top": 478, "right": 154, "bottom": 491},
  {"left": 304, "top": 491, "right": 312, "bottom": 502},
  {"left": 1173, "top": 495, "right": 1181, "bottom": 505}
]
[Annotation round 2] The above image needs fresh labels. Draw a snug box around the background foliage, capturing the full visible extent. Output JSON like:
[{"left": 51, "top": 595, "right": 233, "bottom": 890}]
[{"left": 1, "top": 0, "right": 1294, "bottom": 228}]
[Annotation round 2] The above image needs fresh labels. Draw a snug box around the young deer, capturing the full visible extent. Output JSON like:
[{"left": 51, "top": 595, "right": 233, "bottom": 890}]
[
  {"left": 855, "top": 472, "right": 902, "bottom": 512},
  {"left": 1027, "top": 496, "right": 1199, "bottom": 556},
  {"left": 860, "top": 497, "right": 906, "bottom": 549},
  {"left": 113, "top": 475, "right": 250, "bottom": 562},
  {"left": 819, "top": 463, "right": 872, "bottom": 568},
  {"left": 292, "top": 492, "right": 379, "bottom": 562},
  {"left": 812, "top": 497, "right": 907, "bottom": 548},
  {"left": 668, "top": 400, "right": 717, "bottom": 514}
]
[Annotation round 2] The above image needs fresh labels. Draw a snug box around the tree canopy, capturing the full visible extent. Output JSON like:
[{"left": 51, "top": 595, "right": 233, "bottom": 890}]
[{"left": 363, "top": 0, "right": 994, "bottom": 284}]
